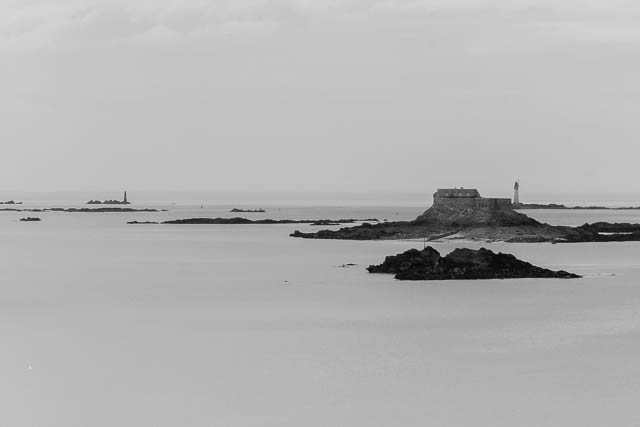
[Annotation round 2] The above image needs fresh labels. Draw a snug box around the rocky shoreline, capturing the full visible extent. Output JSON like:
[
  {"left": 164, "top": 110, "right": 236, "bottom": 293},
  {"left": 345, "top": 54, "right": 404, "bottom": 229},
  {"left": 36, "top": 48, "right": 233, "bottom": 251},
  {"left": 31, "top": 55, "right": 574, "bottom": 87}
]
[{"left": 368, "top": 247, "right": 580, "bottom": 280}]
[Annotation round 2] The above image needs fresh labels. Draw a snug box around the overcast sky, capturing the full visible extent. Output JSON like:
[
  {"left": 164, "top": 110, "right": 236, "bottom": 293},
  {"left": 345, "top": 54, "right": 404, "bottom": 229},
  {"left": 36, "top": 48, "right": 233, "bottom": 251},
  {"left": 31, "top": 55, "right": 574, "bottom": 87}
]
[{"left": 1, "top": 0, "right": 639, "bottom": 197}]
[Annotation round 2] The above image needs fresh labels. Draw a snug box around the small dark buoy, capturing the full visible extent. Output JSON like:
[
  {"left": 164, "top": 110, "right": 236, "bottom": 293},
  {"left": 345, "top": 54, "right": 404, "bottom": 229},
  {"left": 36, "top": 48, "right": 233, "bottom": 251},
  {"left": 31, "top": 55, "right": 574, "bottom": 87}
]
[{"left": 337, "top": 263, "right": 357, "bottom": 268}]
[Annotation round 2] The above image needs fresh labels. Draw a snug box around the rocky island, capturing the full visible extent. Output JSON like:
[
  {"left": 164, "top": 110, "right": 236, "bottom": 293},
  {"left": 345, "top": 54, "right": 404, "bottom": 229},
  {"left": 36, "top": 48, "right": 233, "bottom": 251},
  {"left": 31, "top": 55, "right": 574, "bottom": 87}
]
[
  {"left": 368, "top": 246, "right": 580, "bottom": 280},
  {"left": 290, "top": 187, "right": 640, "bottom": 243}
]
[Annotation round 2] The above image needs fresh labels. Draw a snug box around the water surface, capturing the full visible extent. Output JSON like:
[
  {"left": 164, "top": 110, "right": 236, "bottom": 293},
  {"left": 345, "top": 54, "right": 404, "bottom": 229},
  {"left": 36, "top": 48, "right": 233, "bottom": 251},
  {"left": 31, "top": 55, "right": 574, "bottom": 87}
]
[{"left": 2, "top": 196, "right": 640, "bottom": 426}]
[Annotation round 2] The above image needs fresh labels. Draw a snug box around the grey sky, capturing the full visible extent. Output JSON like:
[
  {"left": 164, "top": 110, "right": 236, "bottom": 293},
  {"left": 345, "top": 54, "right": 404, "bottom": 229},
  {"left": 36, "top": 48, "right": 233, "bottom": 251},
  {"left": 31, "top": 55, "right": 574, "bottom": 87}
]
[{"left": 2, "top": 0, "right": 639, "bottom": 196}]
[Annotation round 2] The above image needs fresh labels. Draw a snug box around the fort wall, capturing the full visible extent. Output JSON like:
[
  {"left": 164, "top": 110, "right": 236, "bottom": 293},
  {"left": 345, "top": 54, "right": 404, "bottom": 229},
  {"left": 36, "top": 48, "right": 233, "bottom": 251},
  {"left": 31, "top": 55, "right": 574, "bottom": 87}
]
[
  {"left": 474, "top": 198, "right": 512, "bottom": 210},
  {"left": 433, "top": 197, "right": 477, "bottom": 209},
  {"left": 433, "top": 195, "right": 512, "bottom": 210}
]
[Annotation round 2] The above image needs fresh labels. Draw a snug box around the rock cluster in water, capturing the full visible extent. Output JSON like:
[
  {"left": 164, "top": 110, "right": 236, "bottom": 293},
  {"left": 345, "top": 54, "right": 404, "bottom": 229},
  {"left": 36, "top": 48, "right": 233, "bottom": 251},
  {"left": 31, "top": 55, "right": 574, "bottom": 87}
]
[
  {"left": 230, "top": 208, "right": 266, "bottom": 213},
  {"left": 367, "top": 246, "right": 581, "bottom": 280},
  {"left": 562, "top": 222, "right": 640, "bottom": 242},
  {"left": 1, "top": 207, "right": 159, "bottom": 213},
  {"left": 87, "top": 200, "right": 131, "bottom": 205},
  {"left": 128, "top": 217, "right": 379, "bottom": 225}
]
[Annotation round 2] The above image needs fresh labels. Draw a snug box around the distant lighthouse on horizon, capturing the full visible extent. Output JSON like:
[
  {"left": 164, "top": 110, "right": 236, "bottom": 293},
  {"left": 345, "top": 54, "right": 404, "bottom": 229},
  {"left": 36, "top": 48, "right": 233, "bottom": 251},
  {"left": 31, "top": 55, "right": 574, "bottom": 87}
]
[
  {"left": 123, "top": 191, "right": 128, "bottom": 204},
  {"left": 513, "top": 180, "right": 520, "bottom": 207}
]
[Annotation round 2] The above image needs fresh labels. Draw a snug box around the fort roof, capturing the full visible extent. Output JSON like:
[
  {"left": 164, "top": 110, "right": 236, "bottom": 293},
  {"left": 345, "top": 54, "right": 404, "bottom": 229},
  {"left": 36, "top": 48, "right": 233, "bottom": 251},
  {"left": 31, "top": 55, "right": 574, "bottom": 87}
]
[{"left": 434, "top": 188, "right": 481, "bottom": 198}]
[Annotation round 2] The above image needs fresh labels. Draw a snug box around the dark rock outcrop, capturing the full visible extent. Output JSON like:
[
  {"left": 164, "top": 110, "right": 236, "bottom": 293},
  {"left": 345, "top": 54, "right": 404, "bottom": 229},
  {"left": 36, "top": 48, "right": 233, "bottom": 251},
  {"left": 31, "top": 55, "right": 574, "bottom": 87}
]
[
  {"left": 579, "top": 222, "right": 640, "bottom": 233},
  {"left": 291, "top": 221, "right": 414, "bottom": 239},
  {"left": 164, "top": 217, "right": 256, "bottom": 224},
  {"left": 309, "top": 218, "right": 378, "bottom": 226},
  {"left": 367, "top": 247, "right": 580, "bottom": 280},
  {"left": 19, "top": 217, "right": 41, "bottom": 222},
  {"left": 560, "top": 222, "right": 640, "bottom": 242}
]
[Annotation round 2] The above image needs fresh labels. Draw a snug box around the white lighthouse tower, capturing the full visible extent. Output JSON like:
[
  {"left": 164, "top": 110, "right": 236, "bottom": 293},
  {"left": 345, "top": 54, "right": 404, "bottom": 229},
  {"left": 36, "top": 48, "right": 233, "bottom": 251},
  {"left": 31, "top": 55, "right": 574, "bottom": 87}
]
[{"left": 513, "top": 180, "right": 520, "bottom": 207}]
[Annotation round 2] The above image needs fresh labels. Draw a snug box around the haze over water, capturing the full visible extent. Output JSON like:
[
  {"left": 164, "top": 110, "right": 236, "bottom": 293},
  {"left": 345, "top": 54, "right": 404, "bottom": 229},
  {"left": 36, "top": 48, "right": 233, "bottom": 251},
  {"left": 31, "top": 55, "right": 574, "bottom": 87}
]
[
  {"left": 2, "top": 192, "right": 640, "bottom": 426},
  {"left": 4, "top": 0, "right": 640, "bottom": 424}
]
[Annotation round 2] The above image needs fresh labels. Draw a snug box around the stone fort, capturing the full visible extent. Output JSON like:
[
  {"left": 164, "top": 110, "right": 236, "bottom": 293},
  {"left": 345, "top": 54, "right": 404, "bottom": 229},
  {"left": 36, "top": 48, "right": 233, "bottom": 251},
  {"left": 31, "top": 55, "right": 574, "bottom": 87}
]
[{"left": 433, "top": 188, "right": 512, "bottom": 210}]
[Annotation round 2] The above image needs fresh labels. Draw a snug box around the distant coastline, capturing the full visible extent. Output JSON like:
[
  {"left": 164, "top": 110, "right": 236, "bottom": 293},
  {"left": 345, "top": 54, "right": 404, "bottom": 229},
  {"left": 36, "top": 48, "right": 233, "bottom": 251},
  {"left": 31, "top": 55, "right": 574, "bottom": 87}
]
[
  {"left": 1, "top": 207, "right": 159, "bottom": 213},
  {"left": 87, "top": 200, "right": 131, "bottom": 205},
  {"left": 129, "top": 217, "right": 379, "bottom": 225},
  {"left": 517, "top": 203, "right": 640, "bottom": 210},
  {"left": 87, "top": 191, "right": 130, "bottom": 205},
  {"left": 230, "top": 208, "right": 266, "bottom": 213}
]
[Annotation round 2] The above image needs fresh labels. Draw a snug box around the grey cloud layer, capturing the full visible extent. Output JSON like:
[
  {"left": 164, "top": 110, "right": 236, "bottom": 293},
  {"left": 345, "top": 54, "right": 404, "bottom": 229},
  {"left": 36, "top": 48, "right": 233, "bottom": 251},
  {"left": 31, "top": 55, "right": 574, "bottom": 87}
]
[
  {"left": 3, "top": 0, "right": 640, "bottom": 48},
  {"left": 2, "top": 0, "right": 640, "bottom": 194}
]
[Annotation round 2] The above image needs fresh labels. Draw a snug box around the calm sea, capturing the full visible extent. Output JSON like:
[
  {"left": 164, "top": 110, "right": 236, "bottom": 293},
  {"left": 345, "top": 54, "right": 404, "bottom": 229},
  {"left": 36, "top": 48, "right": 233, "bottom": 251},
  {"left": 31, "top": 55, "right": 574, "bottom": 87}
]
[{"left": 2, "top": 192, "right": 640, "bottom": 426}]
